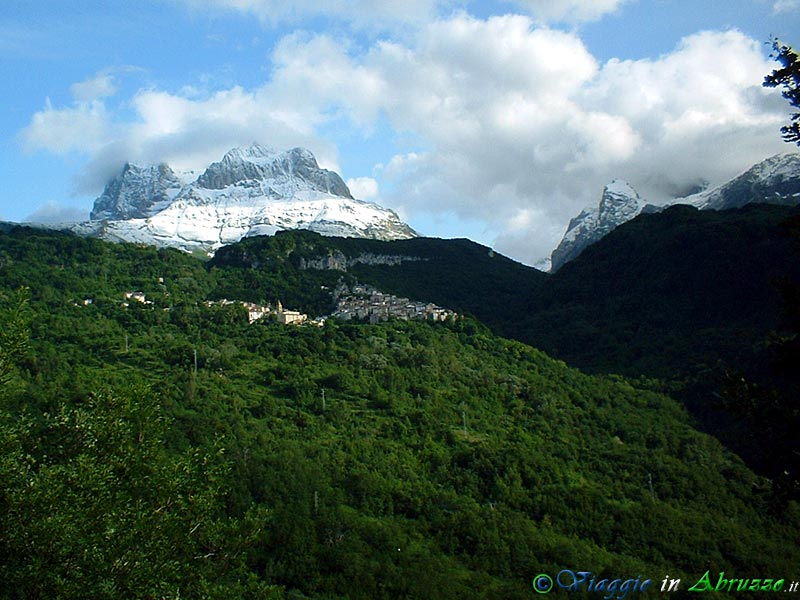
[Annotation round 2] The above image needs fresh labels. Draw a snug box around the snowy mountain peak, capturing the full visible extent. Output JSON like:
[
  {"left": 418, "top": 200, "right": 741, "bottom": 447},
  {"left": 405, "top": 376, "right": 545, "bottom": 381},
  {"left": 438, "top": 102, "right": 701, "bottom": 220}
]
[
  {"left": 228, "top": 142, "right": 279, "bottom": 161},
  {"left": 196, "top": 145, "right": 352, "bottom": 198},
  {"left": 550, "top": 152, "right": 800, "bottom": 272},
  {"left": 550, "top": 179, "right": 645, "bottom": 272},
  {"left": 602, "top": 179, "right": 640, "bottom": 202},
  {"left": 90, "top": 162, "right": 187, "bottom": 220},
  {"left": 76, "top": 144, "right": 414, "bottom": 253},
  {"left": 598, "top": 179, "right": 643, "bottom": 223},
  {"left": 683, "top": 152, "right": 800, "bottom": 211}
]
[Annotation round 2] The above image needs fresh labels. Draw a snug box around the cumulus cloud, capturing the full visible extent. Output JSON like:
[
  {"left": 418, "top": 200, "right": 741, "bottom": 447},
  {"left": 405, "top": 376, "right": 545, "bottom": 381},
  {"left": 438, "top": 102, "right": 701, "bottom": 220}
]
[
  {"left": 19, "top": 13, "right": 793, "bottom": 265},
  {"left": 177, "top": 0, "right": 626, "bottom": 26},
  {"left": 25, "top": 202, "right": 88, "bottom": 225},
  {"left": 367, "top": 22, "right": 786, "bottom": 262},
  {"left": 581, "top": 30, "right": 788, "bottom": 201},
  {"left": 351, "top": 15, "right": 607, "bottom": 231},
  {"left": 268, "top": 33, "right": 388, "bottom": 129},
  {"left": 509, "top": 0, "right": 630, "bottom": 23},
  {"left": 70, "top": 72, "right": 117, "bottom": 102},
  {"left": 346, "top": 177, "right": 379, "bottom": 199},
  {"left": 177, "top": 0, "right": 440, "bottom": 27},
  {"left": 21, "top": 98, "right": 111, "bottom": 155},
  {"left": 21, "top": 83, "right": 342, "bottom": 195},
  {"left": 772, "top": 0, "right": 800, "bottom": 14}
]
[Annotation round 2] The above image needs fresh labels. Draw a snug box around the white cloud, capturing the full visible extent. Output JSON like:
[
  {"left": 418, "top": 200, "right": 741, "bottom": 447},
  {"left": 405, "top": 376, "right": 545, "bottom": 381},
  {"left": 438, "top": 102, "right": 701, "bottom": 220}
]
[
  {"left": 352, "top": 15, "right": 606, "bottom": 232},
  {"left": 18, "top": 14, "right": 793, "bottom": 265},
  {"left": 365, "top": 21, "right": 785, "bottom": 262},
  {"left": 268, "top": 33, "right": 388, "bottom": 129},
  {"left": 25, "top": 202, "right": 88, "bottom": 224},
  {"left": 581, "top": 29, "right": 787, "bottom": 201},
  {"left": 177, "top": 0, "right": 626, "bottom": 26},
  {"left": 372, "top": 23, "right": 785, "bottom": 262},
  {"left": 772, "top": 0, "right": 800, "bottom": 14},
  {"left": 509, "top": 0, "right": 630, "bottom": 23},
  {"left": 20, "top": 98, "right": 111, "bottom": 155},
  {"left": 21, "top": 83, "right": 342, "bottom": 195},
  {"left": 70, "top": 72, "right": 117, "bottom": 102},
  {"left": 346, "top": 177, "right": 379, "bottom": 199},
  {"left": 177, "top": 0, "right": 439, "bottom": 27},
  {"left": 382, "top": 152, "right": 429, "bottom": 179}
]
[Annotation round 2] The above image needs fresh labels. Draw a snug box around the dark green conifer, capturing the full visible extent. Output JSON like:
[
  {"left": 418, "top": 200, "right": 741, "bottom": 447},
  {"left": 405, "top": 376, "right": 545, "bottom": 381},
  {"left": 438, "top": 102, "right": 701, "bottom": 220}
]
[{"left": 764, "top": 38, "right": 800, "bottom": 145}]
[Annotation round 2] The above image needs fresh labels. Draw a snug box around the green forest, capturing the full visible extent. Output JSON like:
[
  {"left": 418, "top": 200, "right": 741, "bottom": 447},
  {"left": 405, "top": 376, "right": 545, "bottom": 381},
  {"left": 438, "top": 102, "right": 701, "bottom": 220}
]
[
  {"left": 209, "top": 206, "right": 800, "bottom": 498},
  {"left": 1, "top": 226, "right": 799, "bottom": 599}
]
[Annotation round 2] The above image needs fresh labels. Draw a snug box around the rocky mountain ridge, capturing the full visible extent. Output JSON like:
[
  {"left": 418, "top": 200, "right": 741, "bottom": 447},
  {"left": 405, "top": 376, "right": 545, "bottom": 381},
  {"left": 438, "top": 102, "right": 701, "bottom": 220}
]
[
  {"left": 90, "top": 162, "right": 193, "bottom": 221},
  {"left": 681, "top": 152, "right": 800, "bottom": 211},
  {"left": 550, "top": 152, "right": 800, "bottom": 271},
  {"left": 71, "top": 144, "right": 416, "bottom": 254}
]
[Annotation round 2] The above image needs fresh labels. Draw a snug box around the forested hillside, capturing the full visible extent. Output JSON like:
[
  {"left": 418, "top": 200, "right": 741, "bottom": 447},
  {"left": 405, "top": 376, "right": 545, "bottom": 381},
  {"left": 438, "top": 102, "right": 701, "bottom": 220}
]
[
  {"left": 209, "top": 207, "right": 800, "bottom": 384},
  {"left": 209, "top": 231, "right": 548, "bottom": 328},
  {"left": 209, "top": 207, "right": 800, "bottom": 497},
  {"left": 520, "top": 204, "right": 800, "bottom": 379},
  {"left": 517, "top": 205, "right": 800, "bottom": 495},
  {"left": 1, "top": 227, "right": 798, "bottom": 598}
]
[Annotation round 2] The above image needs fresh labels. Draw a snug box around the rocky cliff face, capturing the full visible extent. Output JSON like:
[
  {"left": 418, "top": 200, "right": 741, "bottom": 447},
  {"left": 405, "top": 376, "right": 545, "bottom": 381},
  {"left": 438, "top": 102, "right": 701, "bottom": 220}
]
[
  {"left": 73, "top": 144, "right": 415, "bottom": 254},
  {"left": 90, "top": 163, "right": 191, "bottom": 220},
  {"left": 299, "top": 251, "right": 427, "bottom": 271}
]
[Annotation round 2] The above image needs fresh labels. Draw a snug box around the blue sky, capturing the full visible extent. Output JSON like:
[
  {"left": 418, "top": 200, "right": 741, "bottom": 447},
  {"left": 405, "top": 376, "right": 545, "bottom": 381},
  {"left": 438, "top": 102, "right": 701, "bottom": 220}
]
[{"left": 2, "top": 0, "right": 799, "bottom": 265}]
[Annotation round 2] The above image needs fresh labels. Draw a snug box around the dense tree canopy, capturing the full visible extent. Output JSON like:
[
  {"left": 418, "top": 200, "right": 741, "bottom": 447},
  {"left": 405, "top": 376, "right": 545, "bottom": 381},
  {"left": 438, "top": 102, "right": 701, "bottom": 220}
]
[{"left": 1, "top": 226, "right": 799, "bottom": 598}]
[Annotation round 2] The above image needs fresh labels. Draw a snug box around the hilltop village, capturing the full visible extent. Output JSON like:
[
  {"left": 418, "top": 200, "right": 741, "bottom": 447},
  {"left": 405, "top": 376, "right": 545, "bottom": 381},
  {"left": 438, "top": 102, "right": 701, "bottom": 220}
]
[
  {"left": 204, "top": 299, "right": 311, "bottom": 325},
  {"left": 331, "top": 283, "right": 455, "bottom": 324},
  {"left": 115, "top": 280, "right": 456, "bottom": 327}
]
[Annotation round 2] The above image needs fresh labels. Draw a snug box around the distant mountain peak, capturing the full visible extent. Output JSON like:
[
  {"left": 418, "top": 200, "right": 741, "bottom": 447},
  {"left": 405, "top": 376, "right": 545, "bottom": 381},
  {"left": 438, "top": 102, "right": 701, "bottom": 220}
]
[
  {"left": 681, "top": 152, "right": 800, "bottom": 211},
  {"left": 194, "top": 145, "right": 353, "bottom": 198},
  {"left": 550, "top": 179, "right": 644, "bottom": 272},
  {"left": 549, "top": 153, "right": 800, "bottom": 272},
  {"left": 603, "top": 179, "right": 639, "bottom": 199},
  {"left": 90, "top": 162, "right": 188, "bottom": 221},
  {"left": 76, "top": 145, "right": 413, "bottom": 253}
]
